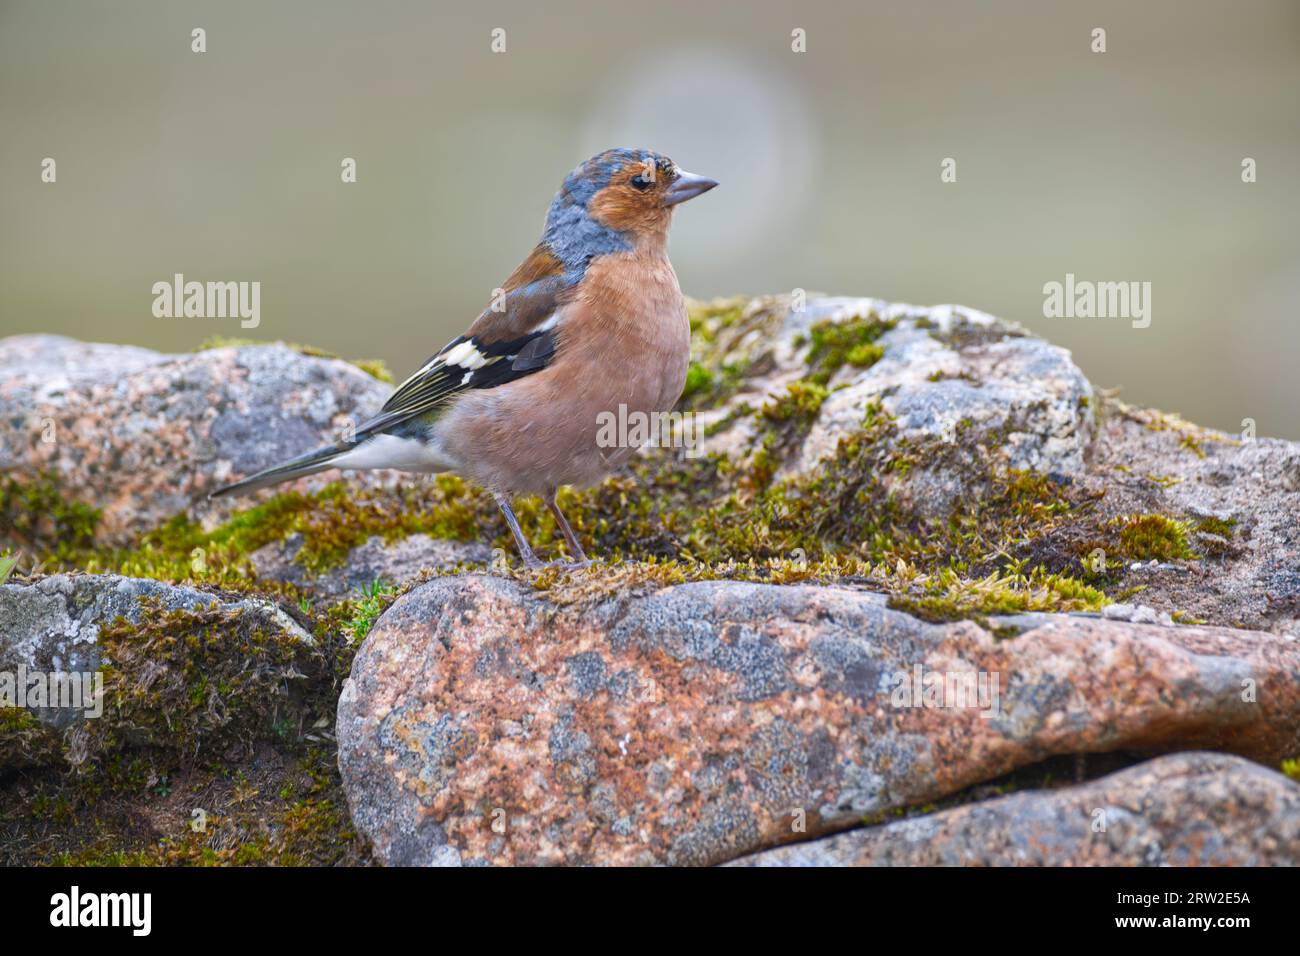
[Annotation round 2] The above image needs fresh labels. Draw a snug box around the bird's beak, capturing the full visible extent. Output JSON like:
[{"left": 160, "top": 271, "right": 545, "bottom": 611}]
[{"left": 663, "top": 170, "right": 719, "bottom": 207}]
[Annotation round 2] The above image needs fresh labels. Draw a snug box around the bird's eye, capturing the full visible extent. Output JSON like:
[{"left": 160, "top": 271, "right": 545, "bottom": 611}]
[{"left": 630, "top": 174, "right": 655, "bottom": 191}]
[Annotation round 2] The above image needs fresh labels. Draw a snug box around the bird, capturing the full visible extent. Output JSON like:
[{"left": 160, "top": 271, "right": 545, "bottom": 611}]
[{"left": 209, "top": 147, "right": 718, "bottom": 569}]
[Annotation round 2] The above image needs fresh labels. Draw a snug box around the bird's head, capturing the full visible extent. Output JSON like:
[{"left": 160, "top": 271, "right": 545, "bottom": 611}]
[{"left": 543, "top": 148, "right": 717, "bottom": 265}]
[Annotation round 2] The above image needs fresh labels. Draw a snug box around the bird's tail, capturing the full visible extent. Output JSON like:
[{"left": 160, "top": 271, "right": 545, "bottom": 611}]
[{"left": 208, "top": 441, "right": 349, "bottom": 499}]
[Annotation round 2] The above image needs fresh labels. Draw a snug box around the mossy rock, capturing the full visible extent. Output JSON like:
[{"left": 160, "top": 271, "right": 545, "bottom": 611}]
[
  {"left": 0, "top": 574, "right": 335, "bottom": 770},
  {"left": 0, "top": 333, "right": 391, "bottom": 547},
  {"left": 0, "top": 572, "right": 369, "bottom": 865}
]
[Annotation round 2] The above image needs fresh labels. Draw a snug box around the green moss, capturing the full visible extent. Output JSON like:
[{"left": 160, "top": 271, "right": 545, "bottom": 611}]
[
  {"left": 1179, "top": 433, "right": 1206, "bottom": 459},
  {"left": 0, "top": 706, "right": 63, "bottom": 768},
  {"left": 804, "top": 312, "right": 894, "bottom": 384},
  {"left": 686, "top": 297, "right": 747, "bottom": 341},
  {"left": 0, "top": 474, "right": 101, "bottom": 560},
  {"left": 120, "top": 792, "right": 356, "bottom": 866},
  {"left": 1283, "top": 758, "right": 1300, "bottom": 783},
  {"left": 889, "top": 566, "right": 1107, "bottom": 623},
  {"left": 49, "top": 848, "right": 156, "bottom": 867},
  {"left": 681, "top": 297, "right": 793, "bottom": 411},
  {"left": 845, "top": 342, "right": 885, "bottom": 367},
  {"left": 1107, "top": 514, "right": 1195, "bottom": 561},
  {"left": 0, "top": 550, "right": 17, "bottom": 584},
  {"left": 1188, "top": 516, "right": 1237, "bottom": 558},
  {"left": 927, "top": 369, "right": 976, "bottom": 385},
  {"left": 681, "top": 362, "right": 715, "bottom": 401},
  {"left": 760, "top": 380, "right": 829, "bottom": 425},
  {"left": 677, "top": 359, "right": 751, "bottom": 411},
  {"left": 80, "top": 598, "right": 337, "bottom": 765},
  {"left": 56, "top": 474, "right": 490, "bottom": 590},
  {"left": 682, "top": 301, "right": 891, "bottom": 412},
  {"left": 1194, "top": 516, "right": 1236, "bottom": 538},
  {"left": 349, "top": 359, "right": 395, "bottom": 384}
]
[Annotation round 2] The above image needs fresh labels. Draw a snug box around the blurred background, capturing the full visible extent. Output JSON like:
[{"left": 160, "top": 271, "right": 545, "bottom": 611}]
[{"left": 1, "top": 0, "right": 1297, "bottom": 436}]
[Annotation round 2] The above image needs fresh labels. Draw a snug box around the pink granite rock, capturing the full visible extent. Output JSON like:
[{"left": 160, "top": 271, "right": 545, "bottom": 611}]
[
  {"left": 728, "top": 752, "right": 1300, "bottom": 866},
  {"left": 0, "top": 334, "right": 389, "bottom": 546},
  {"left": 336, "top": 576, "right": 1300, "bottom": 866}
]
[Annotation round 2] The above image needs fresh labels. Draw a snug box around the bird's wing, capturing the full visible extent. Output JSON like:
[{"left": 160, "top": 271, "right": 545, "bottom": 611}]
[{"left": 356, "top": 246, "right": 572, "bottom": 436}]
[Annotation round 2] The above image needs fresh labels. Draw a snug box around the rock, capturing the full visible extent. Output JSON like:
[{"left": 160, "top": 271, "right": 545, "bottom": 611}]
[
  {"left": 691, "top": 297, "right": 1095, "bottom": 517},
  {"left": 687, "top": 296, "right": 1300, "bottom": 637},
  {"left": 0, "top": 334, "right": 390, "bottom": 547},
  {"left": 1101, "top": 603, "right": 1175, "bottom": 626},
  {"left": 0, "top": 573, "right": 325, "bottom": 768},
  {"left": 1083, "top": 404, "right": 1300, "bottom": 637},
  {"left": 336, "top": 576, "right": 1300, "bottom": 866},
  {"left": 249, "top": 533, "right": 492, "bottom": 600},
  {"left": 727, "top": 752, "right": 1300, "bottom": 866},
  {"left": 0, "top": 572, "right": 313, "bottom": 679}
]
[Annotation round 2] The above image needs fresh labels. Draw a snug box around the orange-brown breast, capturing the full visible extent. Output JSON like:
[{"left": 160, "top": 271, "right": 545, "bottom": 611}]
[{"left": 435, "top": 250, "right": 690, "bottom": 495}]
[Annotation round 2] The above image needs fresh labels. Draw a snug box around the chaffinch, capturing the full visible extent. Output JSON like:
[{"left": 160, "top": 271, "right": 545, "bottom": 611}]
[{"left": 211, "top": 147, "right": 718, "bottom": 568}]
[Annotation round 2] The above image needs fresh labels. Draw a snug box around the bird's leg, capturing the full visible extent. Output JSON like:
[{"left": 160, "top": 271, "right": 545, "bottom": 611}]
[
  {"left": 545, "top": 488, "right": 591, "bottom": 567},
  {"left": 493, "top": 492, "right": 543, "bottom": 570}
]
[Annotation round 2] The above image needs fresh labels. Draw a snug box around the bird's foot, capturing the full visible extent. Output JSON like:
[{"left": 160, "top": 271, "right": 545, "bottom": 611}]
[
  {"left": 538, "top": 557, "right": 593, "bottom": 572},
  {"left": 556, "top": 558, "right": 593, "bottom": 571},
  {"left": 509, "top": 556, "right": 592, "bottom": 573}
]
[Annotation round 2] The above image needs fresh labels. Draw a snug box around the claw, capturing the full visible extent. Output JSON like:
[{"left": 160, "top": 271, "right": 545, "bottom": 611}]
[{"left": 545, "top": 558, "right": 593, "bottom": 572}]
